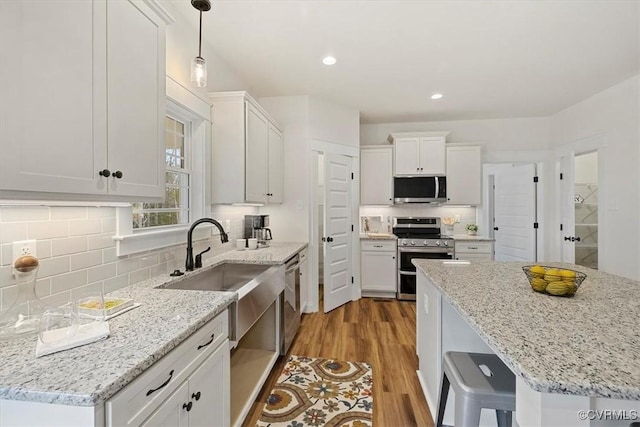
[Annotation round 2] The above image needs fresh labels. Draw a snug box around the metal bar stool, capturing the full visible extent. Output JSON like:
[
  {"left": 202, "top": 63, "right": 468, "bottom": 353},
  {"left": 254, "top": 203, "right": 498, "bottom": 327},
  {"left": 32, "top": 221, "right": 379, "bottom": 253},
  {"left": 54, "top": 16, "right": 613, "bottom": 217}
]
[{"left": 436, "top": 352, "right": 515, "bottom": 427}]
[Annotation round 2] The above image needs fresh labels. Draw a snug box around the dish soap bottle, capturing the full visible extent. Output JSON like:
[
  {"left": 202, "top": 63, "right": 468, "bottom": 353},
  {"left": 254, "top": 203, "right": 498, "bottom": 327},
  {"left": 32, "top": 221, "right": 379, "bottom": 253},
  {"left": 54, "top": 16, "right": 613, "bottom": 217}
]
[{"left": 0, "top": 255, "right": 48, "bottom": 340}]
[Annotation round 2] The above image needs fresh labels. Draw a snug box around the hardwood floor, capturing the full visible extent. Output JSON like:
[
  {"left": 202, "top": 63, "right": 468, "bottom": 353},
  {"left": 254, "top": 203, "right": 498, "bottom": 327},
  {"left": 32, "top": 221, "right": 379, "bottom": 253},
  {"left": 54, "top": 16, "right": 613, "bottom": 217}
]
[{"left": 242, "top": 297, "right": 435, "bottom": 426}]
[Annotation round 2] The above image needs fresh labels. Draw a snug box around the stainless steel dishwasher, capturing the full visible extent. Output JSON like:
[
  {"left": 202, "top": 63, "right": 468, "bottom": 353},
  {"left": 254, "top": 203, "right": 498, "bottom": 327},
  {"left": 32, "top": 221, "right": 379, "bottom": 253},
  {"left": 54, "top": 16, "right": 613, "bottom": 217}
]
[{"left": 281, "top": 253, "right": 301, "bottom": 354}]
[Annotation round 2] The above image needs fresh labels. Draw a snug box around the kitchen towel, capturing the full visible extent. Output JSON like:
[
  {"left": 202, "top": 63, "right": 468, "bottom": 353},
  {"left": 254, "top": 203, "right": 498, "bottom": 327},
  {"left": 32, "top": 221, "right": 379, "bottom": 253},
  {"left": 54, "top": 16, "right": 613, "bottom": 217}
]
[{"left": 35, "top": 321, "right": 110, "bottom": 358}]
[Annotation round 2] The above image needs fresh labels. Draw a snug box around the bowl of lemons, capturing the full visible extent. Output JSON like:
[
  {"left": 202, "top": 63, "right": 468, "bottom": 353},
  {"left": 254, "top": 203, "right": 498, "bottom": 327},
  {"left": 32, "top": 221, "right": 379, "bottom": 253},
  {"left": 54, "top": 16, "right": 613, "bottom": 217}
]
[{"left": 522, "top": 265, "right": 587, "bottom": 297}]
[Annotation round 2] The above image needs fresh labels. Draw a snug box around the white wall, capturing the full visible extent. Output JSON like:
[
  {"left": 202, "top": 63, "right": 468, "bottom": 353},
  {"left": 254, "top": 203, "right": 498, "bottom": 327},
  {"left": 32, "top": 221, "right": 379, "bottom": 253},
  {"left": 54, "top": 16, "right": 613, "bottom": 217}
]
[
  {"left": 309, "top": 97, "right": 360, "bottom": 146},
  {"left": 574, "top": 151, "right": 598, "bottom": 184},
  {"left": 550, "top": 75, "right": 640, "bottom": 280}
]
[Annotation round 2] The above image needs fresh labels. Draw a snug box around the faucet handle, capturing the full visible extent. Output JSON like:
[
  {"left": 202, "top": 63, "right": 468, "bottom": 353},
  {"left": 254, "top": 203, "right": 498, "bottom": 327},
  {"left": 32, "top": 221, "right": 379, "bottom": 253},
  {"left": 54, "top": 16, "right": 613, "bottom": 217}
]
[{"left": 195, "top": 247, "right": 211, "bottom": 269}]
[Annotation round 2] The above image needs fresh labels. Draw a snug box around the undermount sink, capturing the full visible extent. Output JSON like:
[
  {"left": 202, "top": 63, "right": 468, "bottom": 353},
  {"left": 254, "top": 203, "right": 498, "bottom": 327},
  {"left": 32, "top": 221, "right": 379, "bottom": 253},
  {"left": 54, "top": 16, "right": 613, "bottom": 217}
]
[
  {"left": 156, "top": 262, "right": 284, "bottom": 343},
  {"left": 157, "top": 263, "right": 271, "bottom": 294}
]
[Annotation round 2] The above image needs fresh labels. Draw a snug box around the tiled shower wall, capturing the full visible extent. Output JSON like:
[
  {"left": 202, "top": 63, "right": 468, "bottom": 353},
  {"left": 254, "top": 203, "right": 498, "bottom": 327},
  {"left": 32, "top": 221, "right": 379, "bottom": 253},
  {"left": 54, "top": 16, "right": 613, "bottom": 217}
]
[{"left": 0, "top": 204, "right": 256, "bottom": 310}]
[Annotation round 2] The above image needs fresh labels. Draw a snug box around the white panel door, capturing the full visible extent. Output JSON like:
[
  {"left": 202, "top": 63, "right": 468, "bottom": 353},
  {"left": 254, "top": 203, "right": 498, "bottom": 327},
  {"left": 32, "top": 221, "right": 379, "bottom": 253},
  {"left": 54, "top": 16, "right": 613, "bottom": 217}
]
[
  {"left": 493, "top": 164, "right": 537, "bottom": 261},
  {"left": 245, "top": 102, "right": 268, "bottom": 203},
  {"left": 560, "top": 154, "right": 576, "bottom": 263},
  {"left": 0, "top": 0, "right": 106, "bottom": 195},
  {"left": 394, "top": 138, "right": 420, "bottom": 175},
  {"left": 106, "top": 0, "right": 165, "bottom": 198},
  {"left": 267, "top": 124, "right": 284, "bottom": 203},
  {"left": 323, "top": 153, "right": 353, "bottom": 313},
  {"left": 419, "top": 137, "right": 446, "bottom": 175}
]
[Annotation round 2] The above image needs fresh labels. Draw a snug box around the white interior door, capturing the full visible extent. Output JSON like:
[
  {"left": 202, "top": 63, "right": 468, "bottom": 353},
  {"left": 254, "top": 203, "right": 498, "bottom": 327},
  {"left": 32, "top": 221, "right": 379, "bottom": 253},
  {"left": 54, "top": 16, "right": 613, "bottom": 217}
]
[
  {"left": 560, "top": 154, "right": 576, "bottom": 263},
  {"left": 323, "top": 153, "right": 352, "bottom": 313},
  {"left": 493, "top": 164, "right": 537, "bottom": 261}
]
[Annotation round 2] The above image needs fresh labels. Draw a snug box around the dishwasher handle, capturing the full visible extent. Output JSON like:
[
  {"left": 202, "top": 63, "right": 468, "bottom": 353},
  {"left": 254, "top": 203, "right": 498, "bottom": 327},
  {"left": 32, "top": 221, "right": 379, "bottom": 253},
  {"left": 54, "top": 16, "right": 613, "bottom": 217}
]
[{"left": 285, "top": 254, "right": 300, "bottom": 273}]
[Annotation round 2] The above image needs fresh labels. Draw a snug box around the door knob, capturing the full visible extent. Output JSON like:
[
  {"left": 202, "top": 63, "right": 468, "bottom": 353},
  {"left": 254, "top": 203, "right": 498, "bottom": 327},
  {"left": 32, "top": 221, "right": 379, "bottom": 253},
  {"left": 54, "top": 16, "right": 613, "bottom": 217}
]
[
  {"left": 494, "top": 227, "right": 499, "bottom": 231},
  {"left": 564, "top": 236, "right": 571, "bottom": 241},
  {"left": 326, "top": 236, "right": 334, "bottom": 242},
  {"left": 183, "top": 402, "right": 192, "bottom": 412}
]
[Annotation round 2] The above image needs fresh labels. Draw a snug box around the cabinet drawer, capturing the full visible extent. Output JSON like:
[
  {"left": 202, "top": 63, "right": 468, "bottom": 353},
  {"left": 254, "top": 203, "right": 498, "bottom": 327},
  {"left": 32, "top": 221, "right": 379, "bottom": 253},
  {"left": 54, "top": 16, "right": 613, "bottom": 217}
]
[
  {"left": 455, "top": 242, "right": 493, "bottom": 254},
  {"left": 361, "top": 240, "right": 396, "bottom": 252},
  {"left": 106, "top": 310, "right": 229, "bottom": 427}
]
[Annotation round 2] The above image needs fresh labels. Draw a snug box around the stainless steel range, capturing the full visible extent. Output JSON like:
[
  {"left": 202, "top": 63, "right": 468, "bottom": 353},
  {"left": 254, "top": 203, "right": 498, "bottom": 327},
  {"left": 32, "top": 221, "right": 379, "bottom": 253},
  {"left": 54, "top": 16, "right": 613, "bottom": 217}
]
[{"left": 393, "top": 217, "right": 454, "bottom": 300}]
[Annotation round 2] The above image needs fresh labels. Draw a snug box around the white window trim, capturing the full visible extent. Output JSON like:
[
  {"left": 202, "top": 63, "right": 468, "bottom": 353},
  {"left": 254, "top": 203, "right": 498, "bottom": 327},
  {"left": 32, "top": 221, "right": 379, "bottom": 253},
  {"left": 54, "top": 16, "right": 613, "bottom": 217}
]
[{"left": 114, "top": 77, "right": 215, "bottom": 256}]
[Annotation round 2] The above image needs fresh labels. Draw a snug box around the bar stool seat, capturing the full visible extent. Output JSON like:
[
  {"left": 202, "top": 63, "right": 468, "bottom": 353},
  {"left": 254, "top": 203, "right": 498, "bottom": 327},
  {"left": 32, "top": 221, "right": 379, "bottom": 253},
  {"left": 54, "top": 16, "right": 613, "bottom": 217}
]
[{"left": 436, "top": 352, "right": 515, "bottom": 427}]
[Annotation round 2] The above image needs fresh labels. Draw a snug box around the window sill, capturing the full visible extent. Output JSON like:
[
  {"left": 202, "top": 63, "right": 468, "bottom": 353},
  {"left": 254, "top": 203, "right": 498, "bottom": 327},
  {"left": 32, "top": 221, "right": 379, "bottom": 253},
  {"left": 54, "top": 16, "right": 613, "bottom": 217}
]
[{"left": 113, "top": 224, "right": 219, "bottom": 256}]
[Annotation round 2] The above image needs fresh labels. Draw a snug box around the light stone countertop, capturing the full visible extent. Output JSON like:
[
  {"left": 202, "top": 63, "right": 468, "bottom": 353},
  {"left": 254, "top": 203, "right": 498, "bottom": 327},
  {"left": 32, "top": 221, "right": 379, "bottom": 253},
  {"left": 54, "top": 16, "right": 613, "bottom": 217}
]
[
  {"left": 413, "top": 260, "right": 640, "bottom": 400},
  {"left": 451, "top": 234, "right": 495, "bottom": 242},
  {"left": 0, "top": 242, "right": 307, "bottom": 407}
]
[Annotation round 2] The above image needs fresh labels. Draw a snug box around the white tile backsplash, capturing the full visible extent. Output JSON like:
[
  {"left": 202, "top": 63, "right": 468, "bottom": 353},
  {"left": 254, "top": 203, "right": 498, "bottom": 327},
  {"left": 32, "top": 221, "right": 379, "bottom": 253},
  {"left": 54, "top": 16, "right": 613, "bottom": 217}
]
[
  {"left": 52, "top": 236, "right": 88, "bottom": 256},
  {"left": 70, "top": 218, "right": 102, "bottom": 236},
  {"left": 0, "top": 204, "right": 253, "bottom": 309}
]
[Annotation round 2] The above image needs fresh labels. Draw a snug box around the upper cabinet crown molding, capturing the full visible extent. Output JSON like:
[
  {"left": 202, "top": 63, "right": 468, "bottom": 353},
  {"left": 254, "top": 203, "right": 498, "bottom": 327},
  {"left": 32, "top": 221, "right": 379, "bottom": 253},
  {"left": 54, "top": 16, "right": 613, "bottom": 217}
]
[
  {"left": 387, "top": 131, "right": 450, "bottom": 144},
  {"left": 142, "top": 0, "right": 176, "bottom": 25}
]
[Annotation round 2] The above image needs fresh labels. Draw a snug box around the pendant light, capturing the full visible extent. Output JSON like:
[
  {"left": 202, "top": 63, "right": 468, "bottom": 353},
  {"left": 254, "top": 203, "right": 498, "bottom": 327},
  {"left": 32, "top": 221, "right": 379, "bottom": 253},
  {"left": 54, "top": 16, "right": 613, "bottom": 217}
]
[{"left": 191, "top": 0, "right": 211, "bottom": 88}]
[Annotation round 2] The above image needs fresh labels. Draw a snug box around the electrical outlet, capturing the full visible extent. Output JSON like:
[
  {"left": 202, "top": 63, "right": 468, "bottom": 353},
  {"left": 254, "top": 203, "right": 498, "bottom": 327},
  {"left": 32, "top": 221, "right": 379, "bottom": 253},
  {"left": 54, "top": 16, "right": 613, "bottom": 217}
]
[
  {"left": 454, "top": 215, "right": 461, "bottom": 223},
  {"left": 12, "top": 240, "right": 37, "bottom": 266}
]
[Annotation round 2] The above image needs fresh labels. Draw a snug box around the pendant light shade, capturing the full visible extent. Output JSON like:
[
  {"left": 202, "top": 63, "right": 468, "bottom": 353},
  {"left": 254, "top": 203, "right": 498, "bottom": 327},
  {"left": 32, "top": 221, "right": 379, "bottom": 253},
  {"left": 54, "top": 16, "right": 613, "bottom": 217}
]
[{"left": 191, "top": 0, "right": 211, "bottom": 88}]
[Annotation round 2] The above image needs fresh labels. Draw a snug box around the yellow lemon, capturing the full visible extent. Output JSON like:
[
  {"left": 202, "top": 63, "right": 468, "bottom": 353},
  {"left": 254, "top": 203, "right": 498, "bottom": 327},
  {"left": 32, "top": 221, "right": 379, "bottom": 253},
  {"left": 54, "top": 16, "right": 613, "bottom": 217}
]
[
  {"left": 546, "top": 282, "right": 572, "bottom": 296},
  {"left": 559, "top": 269, "right": 576, "bottom": 279},
  {"left": 530, "top": 278, "right": 548, "bottom": 292},
  {"left": 529, "top": 265, "right": 546, "bottom": 278},
  {"left": 544, "top": 269, "right": 562, "bottom": 282}
]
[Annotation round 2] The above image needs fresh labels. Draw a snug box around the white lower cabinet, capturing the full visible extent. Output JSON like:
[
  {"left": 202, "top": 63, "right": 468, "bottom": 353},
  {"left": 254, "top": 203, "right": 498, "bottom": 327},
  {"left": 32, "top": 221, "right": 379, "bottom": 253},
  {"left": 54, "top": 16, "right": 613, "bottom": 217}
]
[
  {"left": 142, "top": 341, "right": 230, "bottom": 427},
  {"left": 106, "top": 310, "right": 230, "bottom": 427},
  {"left": 454, "top": 241, "right": 494, "bottom": 261},
  {"left": 360, "top": 240, "right": 397, "bottom": 297}
]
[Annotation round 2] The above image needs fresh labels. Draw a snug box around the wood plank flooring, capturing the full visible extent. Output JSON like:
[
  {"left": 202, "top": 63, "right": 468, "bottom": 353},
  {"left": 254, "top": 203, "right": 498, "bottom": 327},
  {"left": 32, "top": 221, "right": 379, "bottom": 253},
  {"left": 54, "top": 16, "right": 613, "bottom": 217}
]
[{"left": 242, "top": 297, "right": 435, "bottom": 426}]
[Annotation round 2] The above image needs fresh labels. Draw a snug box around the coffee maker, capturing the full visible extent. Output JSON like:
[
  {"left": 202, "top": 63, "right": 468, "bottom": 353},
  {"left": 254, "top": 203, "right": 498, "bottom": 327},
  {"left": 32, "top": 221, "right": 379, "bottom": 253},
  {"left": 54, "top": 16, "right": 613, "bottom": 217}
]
[{"left": 244, "top": 215, "right": 273, "bottom": 248}]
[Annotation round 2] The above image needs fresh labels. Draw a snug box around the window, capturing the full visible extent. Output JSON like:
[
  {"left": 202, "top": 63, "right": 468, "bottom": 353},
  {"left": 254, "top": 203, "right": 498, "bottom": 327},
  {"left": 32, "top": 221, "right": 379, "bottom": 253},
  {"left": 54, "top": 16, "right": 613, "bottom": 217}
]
[
  {"left": 114, "top": 77, "right": 211, "bottom": 257},
  {"left": 132, "top": 111, "right": 192, "bottom": 229}
]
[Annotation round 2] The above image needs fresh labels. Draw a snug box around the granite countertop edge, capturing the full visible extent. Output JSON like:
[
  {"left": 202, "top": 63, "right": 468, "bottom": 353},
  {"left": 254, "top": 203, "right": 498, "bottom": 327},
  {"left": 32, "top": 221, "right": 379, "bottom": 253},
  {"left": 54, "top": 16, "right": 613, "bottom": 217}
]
[
  {"left": 450, "top": 234, "right": 495, "bottom": 242},
  {"left": 415, "top": 261, "right": 640, "bottom": 401},
  {"left": 0, "top": 242, "right": 308, "bottom": 407}
]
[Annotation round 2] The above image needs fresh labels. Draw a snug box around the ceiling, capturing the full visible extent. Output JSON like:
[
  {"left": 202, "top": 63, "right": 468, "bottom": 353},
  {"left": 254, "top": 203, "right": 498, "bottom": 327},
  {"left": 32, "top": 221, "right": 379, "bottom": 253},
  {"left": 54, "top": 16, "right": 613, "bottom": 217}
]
[{"left": 170, "top": 0, "right": 639, "bottom": 124}]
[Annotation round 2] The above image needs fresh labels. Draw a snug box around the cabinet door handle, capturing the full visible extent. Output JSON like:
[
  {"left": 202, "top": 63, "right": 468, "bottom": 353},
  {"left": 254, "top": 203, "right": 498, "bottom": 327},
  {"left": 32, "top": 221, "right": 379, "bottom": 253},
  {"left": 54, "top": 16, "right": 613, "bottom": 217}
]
[
  {"left": 373, "top": 245, "right": 383, "bottom": 248},
  {"left": 113, "top": 170, "right": 123, "bottom": 179},
  {"left": 98, "top": 169, "right": 111, "bottom": 177},
  {"left": 197, "top": 333, "right": 215, "bottom": 350},
  {"left": 192, "top": 391, "right": 201, "bottom": 401},
  {"left": 468, "top": 246, "right": 478, "bottom": 250},
  {"left": 183, "top": 401, "right": 193, "bottom": 412},
  {"left": 146, "top": 369, "right": 174, "bottom": 396}
]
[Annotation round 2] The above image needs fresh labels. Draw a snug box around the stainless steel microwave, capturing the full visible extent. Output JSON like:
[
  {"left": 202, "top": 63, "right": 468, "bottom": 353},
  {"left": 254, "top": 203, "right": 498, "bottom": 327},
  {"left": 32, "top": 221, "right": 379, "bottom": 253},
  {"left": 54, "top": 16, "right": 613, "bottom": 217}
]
[{"left": 393, "top": 176, "right": 447, "bottom": 204}]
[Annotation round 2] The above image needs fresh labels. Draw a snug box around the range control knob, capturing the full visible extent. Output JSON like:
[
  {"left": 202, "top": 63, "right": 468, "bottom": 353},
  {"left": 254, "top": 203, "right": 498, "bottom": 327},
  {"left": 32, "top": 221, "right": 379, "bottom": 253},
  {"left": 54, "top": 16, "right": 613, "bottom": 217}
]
[
  {"left": 410, "top": 240, "right": 416, "bottom": 246},
  {"left": 443, "top": 240, "right": 449, "bottom": 247},
  {"left": 401, "top": 239, "right": 408, "bottom": 246},
  {"left": 435, "top": 240, "right": 441, "bottom": 246},
  {"left": 423, "top": 240, "right": 428, "bottom": 246}
]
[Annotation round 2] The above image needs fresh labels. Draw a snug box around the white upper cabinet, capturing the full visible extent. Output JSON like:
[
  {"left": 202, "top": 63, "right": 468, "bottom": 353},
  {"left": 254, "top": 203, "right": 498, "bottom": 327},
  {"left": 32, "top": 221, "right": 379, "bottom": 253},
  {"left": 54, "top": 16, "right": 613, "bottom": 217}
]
[
  {"left": 0, "top": 0, "right": 167, "bottom": 200},
  {"left": 360, "top": 147, "right": 393, "bottom": 205},
  {"left": 390, "top": 132, "right": 448, "bottom": 176},
  {"left": 209, "top": 92, "right": 284, "bottom": 204},
  {"left": 446, "top": 146, "right": 481, "bottom": 205}
]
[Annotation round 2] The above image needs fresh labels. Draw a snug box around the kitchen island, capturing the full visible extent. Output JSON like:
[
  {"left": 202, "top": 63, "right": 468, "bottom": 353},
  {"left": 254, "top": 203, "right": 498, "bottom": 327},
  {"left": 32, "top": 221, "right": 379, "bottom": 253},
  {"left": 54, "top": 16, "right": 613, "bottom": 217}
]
[
  {"left": 414, "top": 259, "right": 640, "bottom": 427},
  {"left": 0, "top": 242, "right": 307, "bottom": 427}
]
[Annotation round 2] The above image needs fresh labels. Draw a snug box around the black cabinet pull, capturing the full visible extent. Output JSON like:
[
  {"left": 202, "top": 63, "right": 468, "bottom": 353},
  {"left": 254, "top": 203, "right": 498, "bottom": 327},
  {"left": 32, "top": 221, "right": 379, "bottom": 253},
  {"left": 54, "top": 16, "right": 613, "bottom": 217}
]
[
  {"left": 183, "top": 401, "right": 193, "bottom": 412},
  {"left": 113, "top": 170, "right": 123, "bottom": 179},
  {"left": 197, "top": 333, "right": 215, "bottom": 350},
  {"left": 146, "top": 369, "right": 174, "bottom": 396},
  {"left": 98, "top": 169, "right": 111, "bottom": 177},
  {"left": 575, "top": 237, "right": 581, "bottom": 242},
  {"left": 192, "top": 391, "right": 201, "bottom": 401}
]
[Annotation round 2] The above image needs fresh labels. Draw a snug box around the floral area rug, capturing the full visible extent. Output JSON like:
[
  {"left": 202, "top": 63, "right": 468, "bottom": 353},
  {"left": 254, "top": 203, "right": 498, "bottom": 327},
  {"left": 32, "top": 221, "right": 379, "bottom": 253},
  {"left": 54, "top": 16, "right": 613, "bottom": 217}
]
[{"left": 257, "top": 355, "right": 373, "bottom": 427}]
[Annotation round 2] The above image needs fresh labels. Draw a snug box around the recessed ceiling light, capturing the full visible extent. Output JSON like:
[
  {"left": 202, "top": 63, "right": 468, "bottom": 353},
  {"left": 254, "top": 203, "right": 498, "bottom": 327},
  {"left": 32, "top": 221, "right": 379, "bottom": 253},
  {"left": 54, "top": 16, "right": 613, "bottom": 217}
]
[
  {"left": 431, "top": 93, "right": 443, "bottom": 100},
  {"left": 322, "top": 56, "right": 337, "bottom": 66}
]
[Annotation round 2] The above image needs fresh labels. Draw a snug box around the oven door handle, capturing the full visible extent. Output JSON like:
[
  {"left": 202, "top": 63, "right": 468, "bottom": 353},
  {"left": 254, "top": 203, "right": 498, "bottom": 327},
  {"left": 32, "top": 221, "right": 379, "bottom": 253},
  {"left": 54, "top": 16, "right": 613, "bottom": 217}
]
[
  {"left": 398, "top": 248, "right": 454, "bottom": 255},
  {"left": 399, "top": 270, "right": 417, "bottom": 275}
]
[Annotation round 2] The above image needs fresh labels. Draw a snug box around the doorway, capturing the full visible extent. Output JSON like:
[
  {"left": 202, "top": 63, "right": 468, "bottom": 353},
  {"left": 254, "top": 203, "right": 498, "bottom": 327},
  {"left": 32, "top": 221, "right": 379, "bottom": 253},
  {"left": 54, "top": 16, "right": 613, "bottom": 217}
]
[{"left": 559, "top": 151, "right": 600, "bottom": 269}]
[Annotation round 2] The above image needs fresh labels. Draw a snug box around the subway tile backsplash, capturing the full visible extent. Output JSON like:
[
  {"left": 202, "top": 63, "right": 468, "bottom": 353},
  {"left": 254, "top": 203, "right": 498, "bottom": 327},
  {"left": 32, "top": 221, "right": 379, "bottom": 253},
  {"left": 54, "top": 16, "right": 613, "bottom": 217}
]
[{"left": 0, "top": 204, "right": 256, "bottom": 310}]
